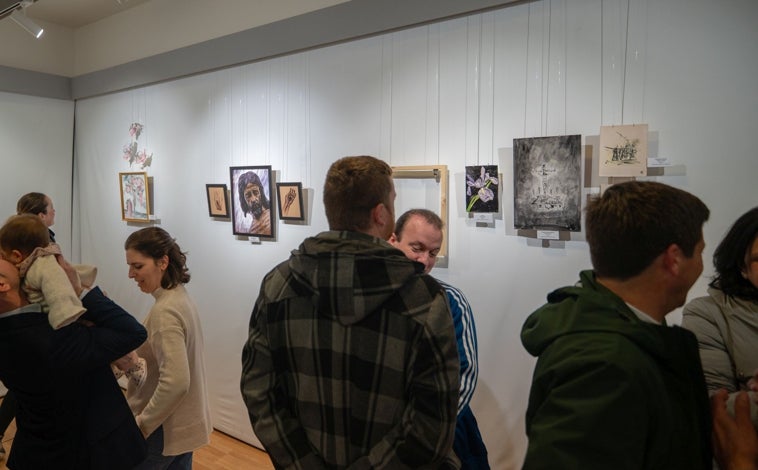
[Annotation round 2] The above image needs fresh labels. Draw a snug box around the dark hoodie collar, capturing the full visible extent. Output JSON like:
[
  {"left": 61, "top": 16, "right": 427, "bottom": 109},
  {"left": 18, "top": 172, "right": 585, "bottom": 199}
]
[
  {"left": 287, "top": 231, "right": 424, "bottom": 326},
  {"left": 521, "top": 270, "right": 677, "bottom": 362}
]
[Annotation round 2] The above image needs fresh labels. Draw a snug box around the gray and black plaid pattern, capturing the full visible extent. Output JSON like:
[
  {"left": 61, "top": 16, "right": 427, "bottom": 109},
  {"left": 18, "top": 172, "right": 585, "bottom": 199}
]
[{"left": 242, "top": 231, "right": 460, "bottom": 469}]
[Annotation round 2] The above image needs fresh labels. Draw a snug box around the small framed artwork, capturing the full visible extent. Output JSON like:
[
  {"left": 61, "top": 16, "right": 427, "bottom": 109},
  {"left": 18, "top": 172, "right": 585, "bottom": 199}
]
[
  {"left": 513, "top": 134, "right": 582, "bottom": 231},
  {"left": 465, "top": 165, "right": 499, "bottom": 213},
  {"left": 275, "top": 182, "right": 304, "bottom": 221},
  {"left": 598, "top": 124, "right": 648, "bottom": 177},
  {"left": 230, "top": 166, "right": 275, "bottom": 238},
  {"left": 205, "top": 184, "right": 230, "bottom": 218},
  {"left": 119, "top": 171, "right": 150, "bottom": 222}
]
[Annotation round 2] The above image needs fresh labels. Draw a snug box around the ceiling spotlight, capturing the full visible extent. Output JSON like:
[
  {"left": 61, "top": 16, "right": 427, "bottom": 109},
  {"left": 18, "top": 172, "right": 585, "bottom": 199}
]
[{"left": 10, "top": 10, "right": 43, "bottom": 38}]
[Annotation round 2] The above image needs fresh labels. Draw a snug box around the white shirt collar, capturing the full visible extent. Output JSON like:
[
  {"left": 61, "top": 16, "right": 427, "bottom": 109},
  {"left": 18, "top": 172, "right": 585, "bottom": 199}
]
[{"left": 625, "top": 302, "right": 661, "bottom": 325}]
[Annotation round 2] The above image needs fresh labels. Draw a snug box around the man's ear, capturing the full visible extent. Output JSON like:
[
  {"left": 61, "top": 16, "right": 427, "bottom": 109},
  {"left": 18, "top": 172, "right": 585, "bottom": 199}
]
[
  {"left": 370, "top": 203, "right": 385, "bottom": 226},
  {"left": 661, "top": 244, "right": 683, "bottom": 277},
  {"left": 388, "top": 232, "right": 399, "bottom": 244},
  {"left": 0, "top": 273, "right": 13, "bottom": 293}
]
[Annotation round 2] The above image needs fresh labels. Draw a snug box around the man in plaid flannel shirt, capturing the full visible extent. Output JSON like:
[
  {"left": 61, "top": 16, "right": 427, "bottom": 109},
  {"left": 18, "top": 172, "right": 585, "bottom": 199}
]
[{"left": 241, "top": 155, "right": 460, "bottom": 469}]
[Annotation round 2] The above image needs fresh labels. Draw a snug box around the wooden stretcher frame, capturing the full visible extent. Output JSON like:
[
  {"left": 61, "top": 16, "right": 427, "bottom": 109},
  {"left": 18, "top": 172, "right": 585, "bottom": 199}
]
[{"left": 391, "top": 165, "right": 449, "bottom": 261}]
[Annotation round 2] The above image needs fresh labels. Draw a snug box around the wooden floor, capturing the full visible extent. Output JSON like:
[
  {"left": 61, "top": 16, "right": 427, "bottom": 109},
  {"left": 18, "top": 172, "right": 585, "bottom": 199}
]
[
  {"left": 0, "top": 411, "right": 274, "bottom": 470},
  {"left": 194, "top": 430, "right": 274, "bottom": 470}
]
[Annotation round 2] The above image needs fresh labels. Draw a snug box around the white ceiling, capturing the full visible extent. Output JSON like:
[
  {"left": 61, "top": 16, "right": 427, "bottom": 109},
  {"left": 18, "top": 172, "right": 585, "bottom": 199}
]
[
  {"left": 3, "top": 0, "right": 516, "bottom": 81},
  {"left": 0, "top": 0, "right": 352, "bottom": 77},
  {"left": 26, "top": 0, "right": 151, "bottom": 29}
]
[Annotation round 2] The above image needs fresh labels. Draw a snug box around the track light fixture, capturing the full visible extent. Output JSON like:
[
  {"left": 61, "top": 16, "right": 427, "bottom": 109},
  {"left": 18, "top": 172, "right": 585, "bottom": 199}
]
[{"left": 10, "top": 9, "right": 43, "bottom": 38}]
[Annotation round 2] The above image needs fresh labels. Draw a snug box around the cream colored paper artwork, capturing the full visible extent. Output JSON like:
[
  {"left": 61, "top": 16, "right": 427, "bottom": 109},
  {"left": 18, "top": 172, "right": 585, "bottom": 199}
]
[{"left": 599, "top": 124, "right": 648, "bottom": 177}]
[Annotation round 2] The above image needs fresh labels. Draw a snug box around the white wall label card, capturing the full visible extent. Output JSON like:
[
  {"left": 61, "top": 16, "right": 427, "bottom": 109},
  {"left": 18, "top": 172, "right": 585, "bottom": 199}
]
[
  {"left": 473, "top": 213, "right": 494, "bottom": 223},
  {"left": 647, "top": 157, "right": 671, "bottom": 167},
  {"left": 537, "top": 230, "right": 560, "bottom": 240}
]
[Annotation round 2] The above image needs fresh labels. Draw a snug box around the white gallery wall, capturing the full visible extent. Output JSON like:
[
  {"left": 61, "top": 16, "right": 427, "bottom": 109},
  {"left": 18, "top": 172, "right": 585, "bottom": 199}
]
[
  {"left": 0, "top": 92, "right": 74, "bottom": 397},
  {"left": 68, "top": 0, "right": 758, "bottom": 468},
  {"left": 0, "top": 92, "right": 74, "bottom": 254}
]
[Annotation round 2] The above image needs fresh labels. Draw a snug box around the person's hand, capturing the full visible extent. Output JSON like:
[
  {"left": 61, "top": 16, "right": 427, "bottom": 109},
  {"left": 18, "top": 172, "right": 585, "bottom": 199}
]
[
  {"left": 747, "top": 369, "right": 758, "bottom": 394},
  {"left": 250, "top": 208, "right": 272, "bottom": 236},
  {"left": 712, "top": 389, "right": 758, "bottom": 470},
  {"left": 56, "top": 254, "right": 83, "bottom": 297}
]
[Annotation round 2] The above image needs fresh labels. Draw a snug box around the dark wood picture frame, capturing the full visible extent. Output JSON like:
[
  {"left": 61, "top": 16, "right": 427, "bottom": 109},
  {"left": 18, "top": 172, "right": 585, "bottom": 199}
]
[
  {"left": 205, "top": 184, "right": 230, "bottom": 218},
  {"left": 275, "top": 182, "right": 304, "bottom": 221},
  {"left": 230, "top": 166, "right": 275, "bottom": 238}
]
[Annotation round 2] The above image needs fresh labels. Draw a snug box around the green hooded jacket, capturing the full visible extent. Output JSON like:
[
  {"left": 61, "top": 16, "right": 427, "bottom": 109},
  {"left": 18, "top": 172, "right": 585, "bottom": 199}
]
[{"left": 520, "top": 270, "right": 712, "bottom": 470}]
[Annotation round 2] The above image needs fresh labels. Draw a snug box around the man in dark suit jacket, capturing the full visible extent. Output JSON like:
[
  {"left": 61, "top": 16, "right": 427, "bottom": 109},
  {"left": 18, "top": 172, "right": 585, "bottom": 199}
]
[{"left": 0, "top": 258, "right": 148, "bottom": 469}]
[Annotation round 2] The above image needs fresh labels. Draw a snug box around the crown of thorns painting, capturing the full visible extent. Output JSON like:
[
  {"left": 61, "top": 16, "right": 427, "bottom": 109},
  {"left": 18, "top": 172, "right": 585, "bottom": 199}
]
[{"left": 513, "top": 135, "right": 582, "bottom": 231}]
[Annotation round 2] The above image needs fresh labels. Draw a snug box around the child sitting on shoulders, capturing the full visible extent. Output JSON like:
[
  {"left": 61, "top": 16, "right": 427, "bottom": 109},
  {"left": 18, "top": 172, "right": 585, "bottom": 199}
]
[
  {"left": 0, "top": 214, "right": 146, "bottom": 387},
  {"left": 0, "top": 214, "right": 84, "bottom": 328}
]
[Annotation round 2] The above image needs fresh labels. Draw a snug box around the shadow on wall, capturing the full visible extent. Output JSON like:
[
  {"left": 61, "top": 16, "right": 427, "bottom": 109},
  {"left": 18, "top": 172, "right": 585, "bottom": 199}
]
[{"left": 473, "top": 379, "right": 527, "bottom": 470}]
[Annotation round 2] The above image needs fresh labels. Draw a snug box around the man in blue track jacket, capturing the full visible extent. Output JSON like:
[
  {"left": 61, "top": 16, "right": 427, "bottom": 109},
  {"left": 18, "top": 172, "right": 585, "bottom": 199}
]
[{"left": 390, "top": 208, "right": 489, "bottom": 469}]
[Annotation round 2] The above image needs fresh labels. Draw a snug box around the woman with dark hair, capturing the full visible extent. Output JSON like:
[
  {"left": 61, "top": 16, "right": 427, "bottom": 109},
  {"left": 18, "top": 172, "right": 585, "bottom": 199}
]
[
  {"left": 683, "top": 207, "right": 758, "bottom": 419},
  {"left": 124, "top": 227, "right": 211, "bottom": 469},
  {"left": 16, "top": 192, "right": 56, "bottom": 242}
]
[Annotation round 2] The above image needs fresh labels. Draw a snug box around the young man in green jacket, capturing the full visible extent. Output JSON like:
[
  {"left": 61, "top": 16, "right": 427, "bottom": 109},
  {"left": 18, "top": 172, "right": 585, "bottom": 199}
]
[{"left": 521, "top": 181, "right": 712, "bottom": 469}]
